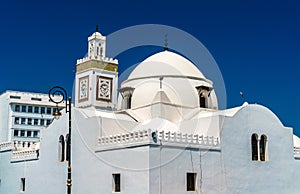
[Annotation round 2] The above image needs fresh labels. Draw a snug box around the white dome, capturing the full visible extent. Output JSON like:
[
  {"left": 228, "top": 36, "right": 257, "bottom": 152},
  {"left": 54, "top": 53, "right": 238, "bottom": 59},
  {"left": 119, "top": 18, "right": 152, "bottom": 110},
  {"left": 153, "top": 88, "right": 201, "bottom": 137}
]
[
  {"left": 127, "top": 51, "right": 205, "bottom": 80},
  {"left": 118, "top": 50, "right": 218, "bottom": 122}
]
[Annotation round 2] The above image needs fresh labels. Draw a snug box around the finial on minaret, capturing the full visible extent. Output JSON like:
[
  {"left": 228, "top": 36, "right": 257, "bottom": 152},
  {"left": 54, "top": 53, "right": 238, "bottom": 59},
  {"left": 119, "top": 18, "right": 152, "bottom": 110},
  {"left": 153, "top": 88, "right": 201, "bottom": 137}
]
[
  {"left": 164, "top": 34, "right": 168, "bottom": 51},
  {"left": 96, "top": 25, "right": 99, "bottom": 32}
]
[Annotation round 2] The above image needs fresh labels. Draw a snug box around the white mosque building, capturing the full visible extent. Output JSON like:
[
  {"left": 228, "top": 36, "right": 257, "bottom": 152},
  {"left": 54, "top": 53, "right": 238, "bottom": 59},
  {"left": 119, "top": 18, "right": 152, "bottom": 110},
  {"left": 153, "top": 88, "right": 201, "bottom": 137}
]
[{"left": 1, "top": 28, "right": 300, "bottom": 194}]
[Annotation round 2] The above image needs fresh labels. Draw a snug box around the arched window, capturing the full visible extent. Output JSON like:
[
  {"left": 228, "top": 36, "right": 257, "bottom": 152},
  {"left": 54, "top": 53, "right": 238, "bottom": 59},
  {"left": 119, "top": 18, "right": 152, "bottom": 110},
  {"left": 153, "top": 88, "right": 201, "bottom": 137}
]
[
  {"left": 58, "top": 135, "right": 65, "bottom": 162},
  {"left": 196, "top": 86, "right": 211, "bottom": 108},
  {"left": 251, "top": 134, "right": 259, "bottom": 161},
  {"left": 66, "top": 134, "right": 71, "bottom": 161},
  {"left": 127, "top": 94, "right": 132, "bottom": 109},
  {"left": 119, "top": 87, "right": 134, "bottom": 109},
  {"left": 200, "top": 93, "right": 206, "bottom": 108},
  {"left": 260, "top": 135, "right": 267, "bottom": 161}
]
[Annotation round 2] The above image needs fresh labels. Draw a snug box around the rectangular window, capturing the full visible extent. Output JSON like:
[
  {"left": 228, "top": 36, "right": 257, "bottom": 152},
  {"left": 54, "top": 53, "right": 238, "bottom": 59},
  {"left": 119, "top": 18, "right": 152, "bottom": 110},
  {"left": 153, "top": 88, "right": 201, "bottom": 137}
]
[
  {"left": 10, "top": 95, "right": 21, "bottom": 99},
  {"left": 21, "top": 105, "right": 27, "bottom": 112},
  {"left": 27, "top": 118, "right": 32, "bottom": 125},
  {"left": 15, "top": 105, "right": 20, "bottom": 112},
  {"left": 112, "top": 173, "right": 121, "bottom": 192},
  {"left": 46, "top": 107, "right": 52, "bottom": 114},
  {"left": 20, "top": 178, "right": 25, "bottom": 192},
  {"left": 21, "top": 118, "right": 26, "bottom": 125},
  {"left": 20, "top": 130, "right": 25, "bottom": 137},
  {"left": 15, "top": 117, "right": 20, "bottom": 124},
  {"left": 33, "top": 131, "right": 39, "bottom": 138},
  {"left": 27, "top": 131, "right": 32, "bottom": 137},
  {"left": 34, "top": 106, "right": 39, "bottom": 113},
  {"left": 34, "top": 119, "right": 39, "bottom": 125},
  {"left": 187, "top": 173, "right": 197, "bottom": 191},
  {"left": 40, "top": 119, "right": 45, "bottom": 126},
  {"left": 14, "top": 130, "right": 19, "bottom": 137},
  {"left": 41, "top": 107, "right": 45, "bottom": 114},
  {"left": 27, "top": 106, "right": 33, "bottom": 113},
  {"left": 46, "top": 119, "right": 51, "bottom": 126},
  {"left": 31, "top": 97, "right": 41, "bottom": 101}
]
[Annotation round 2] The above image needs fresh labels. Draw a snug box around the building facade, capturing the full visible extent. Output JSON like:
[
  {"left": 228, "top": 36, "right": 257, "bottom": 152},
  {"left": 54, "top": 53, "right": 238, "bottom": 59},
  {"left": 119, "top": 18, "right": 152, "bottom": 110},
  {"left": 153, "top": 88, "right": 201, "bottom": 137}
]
[
  {"left": 0, "top": 91, "right": 63, "bottom": 143},
  {"left": 1, "top": 28, "right": 300, "bottom": 194}
]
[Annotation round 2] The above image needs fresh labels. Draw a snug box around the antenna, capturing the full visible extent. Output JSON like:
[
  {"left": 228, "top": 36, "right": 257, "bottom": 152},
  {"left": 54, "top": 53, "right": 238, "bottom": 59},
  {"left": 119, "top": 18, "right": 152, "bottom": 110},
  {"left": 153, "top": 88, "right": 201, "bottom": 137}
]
[
  {"left": 96, "top": 25, "right": 99, "bottom": 32},
  {"left": 240, "top": 91, "right": 244, "bottom": 103},
  {"left": 164, "top": 34, "right": 168, "bottom": 51}
]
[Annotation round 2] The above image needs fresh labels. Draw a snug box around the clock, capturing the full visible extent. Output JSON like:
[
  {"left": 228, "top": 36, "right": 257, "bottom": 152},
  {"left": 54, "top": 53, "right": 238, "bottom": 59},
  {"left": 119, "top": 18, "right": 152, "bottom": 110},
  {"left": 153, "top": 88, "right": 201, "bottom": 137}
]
[
  {"left": 78, "top": 76, "right": 89, "bottom": 102},
  {"left": 96, "top": 76, "right": 112, "bottom": 102}
]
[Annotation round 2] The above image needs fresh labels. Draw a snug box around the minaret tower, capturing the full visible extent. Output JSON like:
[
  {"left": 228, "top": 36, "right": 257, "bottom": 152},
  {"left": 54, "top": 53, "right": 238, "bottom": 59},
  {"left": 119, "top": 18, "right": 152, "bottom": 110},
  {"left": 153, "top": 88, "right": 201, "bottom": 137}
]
[{"left": 75, "top": 26, "right": 118, "bottom": 109}]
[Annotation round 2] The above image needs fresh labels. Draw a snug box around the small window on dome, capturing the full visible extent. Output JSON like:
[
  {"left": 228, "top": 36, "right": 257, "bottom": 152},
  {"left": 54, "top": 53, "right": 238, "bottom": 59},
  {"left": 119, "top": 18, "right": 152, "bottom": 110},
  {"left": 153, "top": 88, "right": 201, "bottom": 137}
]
[{"left": 196, "top": 86, "right": 210, "bottom": 108}]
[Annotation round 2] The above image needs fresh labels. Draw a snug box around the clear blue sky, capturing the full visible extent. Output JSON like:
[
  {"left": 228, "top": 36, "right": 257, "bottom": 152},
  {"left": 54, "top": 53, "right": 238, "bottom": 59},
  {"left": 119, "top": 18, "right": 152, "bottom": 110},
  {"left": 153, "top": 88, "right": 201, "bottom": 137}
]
[{"left": 0, "top": 0, "right": 300, "bottom": 135}]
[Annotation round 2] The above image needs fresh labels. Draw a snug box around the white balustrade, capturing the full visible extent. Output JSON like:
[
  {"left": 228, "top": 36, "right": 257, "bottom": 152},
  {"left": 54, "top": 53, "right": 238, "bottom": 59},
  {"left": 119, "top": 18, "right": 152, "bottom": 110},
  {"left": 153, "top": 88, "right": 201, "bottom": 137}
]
[
  {"left": 0, "top": 141, "right": 14, "bottom": 152},
  {"left": 11, "top": 149, "right": 39, "bottom": 162},
  {"left": 98, "top": 129, "right": 220, "bottom": 150}
]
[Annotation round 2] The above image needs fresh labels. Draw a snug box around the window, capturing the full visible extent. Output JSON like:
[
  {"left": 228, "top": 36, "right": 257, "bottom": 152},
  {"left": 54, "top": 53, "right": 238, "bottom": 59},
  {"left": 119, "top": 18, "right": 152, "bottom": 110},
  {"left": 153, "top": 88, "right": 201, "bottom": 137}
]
[
  {"left": 27, "top": 131, "right": 32, "bottom": 137},
  {"left": 21, "top": 105, "right": 26, "bottom": 112},
  {"left": 187, "top": 173, "right": 197, "bottom": 191},
  {"left": 196, "top": 86, "right": 210, "bottom": 108},
  {"left": 52, "top": 108, "right": 56, "bottom": 114},
  {"left": 31, "top": 97, "right": 41, "bottom": 101},
  {"left": 10, "top": 95, "right": 21, "bottom": 99},
  {"left": 41, "top": 107, "right": 45, "bottom": 114},
  {"left": 15, "top": 117, "right": 20, "bottom": 124},
  {"left": 40, "top": 119, "right": 45, "bottom": 126},
  {"left": 46, "top": 119, "right": 51, "bottom": 126},
  {"left": 14, "top": 130, "right": 19, "bottom": 137},
  {"left": 119, "top": 87, "right": 134, "bottom": 109},
  {"left": 20, "top": 130, "right": 25, "bottom": 137},
  {"left": 33, "top": 131, "right": 39, "bottom": 138},
  {"left": 200, "top": 94, "right": 206, "bottom": 108},
  {"left": 34, "top": 106, "right": 39, "bottom": 113},
  {"left": 46, "top": 107, "right": 52, "bottom": 114},
  {"left": 58, "top": 135, "right": 65, "bottom": 162},
  {"left": 112, "top": 173, "right": 121, "bottom": 192},
  {"left": 66, "top": 134, "right": 70, "bottom": 161},
  {"left": 28, "top": 106, "right": 33, "bottom": 113},
  {"left": 251, "top": 134, "right": 259, "bottom": 161},
  {"left": 34, "top": 119, "right": 39, "bottom": 125},
  {"left": 260, "top": 135, "right": 267, "bottom": 161},
  {"left": 27, "top": 118, "right": 32, "bottom": 125},
  {"left": 251, "top": 133, "right": 268, "bottom": 161},
  {"left": 21, "top": 118, "right": 26, "bottom": 125},
  {"left": 15, "top": 105, "right": 20, "bottom": 112},
  {"left": 20, "top": 178, "right": 25, "bottom": 192}
]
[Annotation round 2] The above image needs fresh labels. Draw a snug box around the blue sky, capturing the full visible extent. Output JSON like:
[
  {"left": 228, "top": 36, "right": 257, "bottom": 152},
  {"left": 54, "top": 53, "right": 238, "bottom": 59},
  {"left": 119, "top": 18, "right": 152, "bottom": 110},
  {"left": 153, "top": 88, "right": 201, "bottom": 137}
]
[{"left": 0, "top": 0, "right": 300, "bottom": 135}]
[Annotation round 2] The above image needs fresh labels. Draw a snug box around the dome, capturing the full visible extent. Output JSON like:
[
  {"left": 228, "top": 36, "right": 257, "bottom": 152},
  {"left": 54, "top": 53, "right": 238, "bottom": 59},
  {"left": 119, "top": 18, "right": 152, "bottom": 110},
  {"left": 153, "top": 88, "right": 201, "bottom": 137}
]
[
  {"left": 118, "top": 50, "right": 218, "bottom": 121},
  {"left": 127, "top": 51, "right": 205, "bottom": 80}
]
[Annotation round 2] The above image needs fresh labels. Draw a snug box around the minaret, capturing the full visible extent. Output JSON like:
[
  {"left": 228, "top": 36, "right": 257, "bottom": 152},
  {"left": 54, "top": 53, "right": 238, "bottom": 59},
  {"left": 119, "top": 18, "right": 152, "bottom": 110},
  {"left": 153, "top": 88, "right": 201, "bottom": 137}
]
[
  {"left": 75, "top": 26, "right": 118, "bottom": 110},
  {"left": 88, "top": 25, "right": 106, "bottom": 60}
]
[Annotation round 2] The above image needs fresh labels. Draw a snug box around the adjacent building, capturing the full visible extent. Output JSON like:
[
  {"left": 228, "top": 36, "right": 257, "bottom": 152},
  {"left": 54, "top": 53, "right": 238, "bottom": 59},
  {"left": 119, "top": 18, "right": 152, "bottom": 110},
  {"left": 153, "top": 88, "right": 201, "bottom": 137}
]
[
  {"left": 0, "top": 90, "right": 62, "bottom": 144},
  {"left": 1, "top": 28, "right": 300, "bottom": 194}
]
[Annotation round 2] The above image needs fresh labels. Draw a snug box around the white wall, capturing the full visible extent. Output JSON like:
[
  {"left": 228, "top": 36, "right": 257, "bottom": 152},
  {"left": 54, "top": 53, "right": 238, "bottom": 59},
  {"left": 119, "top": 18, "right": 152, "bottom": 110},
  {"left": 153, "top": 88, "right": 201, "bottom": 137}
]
[{"left": 221, "top": 104, "right": 300, "bottom": 193}]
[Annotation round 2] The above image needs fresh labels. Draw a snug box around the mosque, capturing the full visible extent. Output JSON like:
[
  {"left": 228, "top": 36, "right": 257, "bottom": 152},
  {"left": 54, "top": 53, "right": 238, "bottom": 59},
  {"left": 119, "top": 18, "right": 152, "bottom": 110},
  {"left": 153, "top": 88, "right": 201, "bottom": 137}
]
[{"left": 1, "top": 28, "right": 300, "bottom": 194}]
